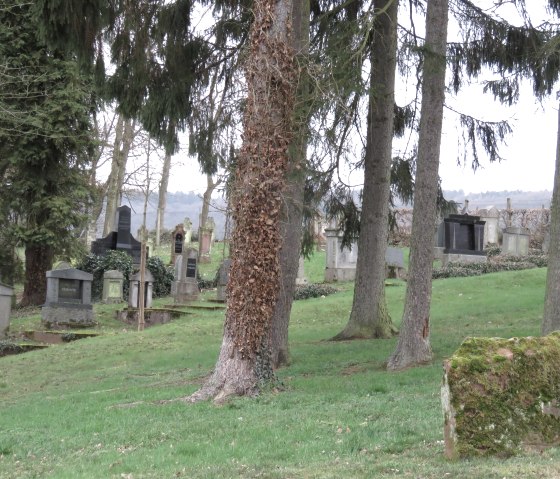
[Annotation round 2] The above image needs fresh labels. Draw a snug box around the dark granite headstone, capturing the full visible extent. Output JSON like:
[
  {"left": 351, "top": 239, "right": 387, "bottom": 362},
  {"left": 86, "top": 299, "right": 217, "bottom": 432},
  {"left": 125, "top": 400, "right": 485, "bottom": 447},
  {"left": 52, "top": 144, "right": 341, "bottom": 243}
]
[
  {"left": 186, "top": 258, "right": 197, "bottom": 278},
  {"left": 91, "top": 205, "right": 143, "bottom": 264},
  {"left": 443, "top": 214, "right": 485, "bottom": 255},
  {"left": 174, "top": 233, "right": 184, "bottom": 254}
]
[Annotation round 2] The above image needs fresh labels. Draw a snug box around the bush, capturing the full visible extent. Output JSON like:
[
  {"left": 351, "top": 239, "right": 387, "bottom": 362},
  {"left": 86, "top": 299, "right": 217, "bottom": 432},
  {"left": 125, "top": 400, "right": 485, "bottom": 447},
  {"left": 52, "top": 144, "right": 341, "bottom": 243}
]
[
  {"left": 146, "top": 256, "right": 174, "bottom": 297},
  {"left": 294, "top": 283, "right": 337, "bottom": 300},
  {"left": 77, "top": 250, "right": 133, "bottom": 301}
]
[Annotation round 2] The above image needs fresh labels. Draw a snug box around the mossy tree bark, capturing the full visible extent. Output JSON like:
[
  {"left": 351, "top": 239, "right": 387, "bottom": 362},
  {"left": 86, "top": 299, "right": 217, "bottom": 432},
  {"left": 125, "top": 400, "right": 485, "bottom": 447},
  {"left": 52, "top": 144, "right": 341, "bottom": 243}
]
[
  {"left": 543, "top": 100, "right": 560, "bottom": 334},
  {"left": 20, "top": 243, "right": 54, "bottom": 307},
  {"left": 186, "top": 0, "right": 298, "bottom": 402},
  {"left": 387, "top": 0, "right": 448, "bottom": 370},
  {"left": 270, "top": 0, "right": 310, "bottom": 369},
  {"left": 331, "top": 0, "right": 399, "bottom": 341}
]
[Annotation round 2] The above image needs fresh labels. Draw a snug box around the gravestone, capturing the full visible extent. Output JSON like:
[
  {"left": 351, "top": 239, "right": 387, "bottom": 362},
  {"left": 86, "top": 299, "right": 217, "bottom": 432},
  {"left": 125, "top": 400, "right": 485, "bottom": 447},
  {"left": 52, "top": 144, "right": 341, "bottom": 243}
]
[
  {"left": 442, "top": 214, "right": 487, "bottom": 266},
  {"left": 442, "top": 334, "right": 560, "bottom": 458},
  {"left": 170, "top": 224, "right": 185, "bottom": 266},
  {"left": 41, "top": 265, "right": 94, "bottom": 328},
  {"left": 0, "top": 282, "right": 14, "bottom": 338},
  {"left": 173, "top": 247, "right": 200, "bottom": 302},
  {"left": 295, "top": 256, "right": 308, "bottom": 285},
  {"left": 91, "top": 205, "right": 143, "bottom": 264},
  {"left": 324, "top": 228, "right": 358, "bottom": 282},
  {"left": 102, "top": 270, "right": 124, "bottom": 304},
  {"left": 216, "top": 259, "right": 231, "bottom": 302},
  {"left": 128, "top": 270, "right": 154, "bottom": 308},
  {"left": 199, "top": 224, "right": 213, "bottom": 263},
  {"left": 502, "top": 226, "right": 530, "bottom": 256},
  {"left": 477, "top": 206, "right": 500, "bottom": 245},
  {"left": 184, "top": 217, "right": 193, "bottom": 244},
  {"left": 385, "top": 247, "right": 405, "bottom": 279}
]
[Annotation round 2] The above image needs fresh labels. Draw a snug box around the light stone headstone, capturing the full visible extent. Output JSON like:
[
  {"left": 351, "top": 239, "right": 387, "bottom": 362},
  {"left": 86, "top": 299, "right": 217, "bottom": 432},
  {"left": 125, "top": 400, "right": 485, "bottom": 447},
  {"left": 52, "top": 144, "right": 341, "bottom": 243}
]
[
  {"left": 0, "top": 282, "right": 14, "bottom": 338},
  {"left": 216, "top": 258, "right": 231, "bottom": 302},
  {"left": 502, "top": 226, "right": 530, "bottom": 256},
  {"left": 184, "top": 217, "right": 193, "bottom": 244},
  {"left": 173, "top": 247, "right": 200, "bottom": 302},
  {"left": 102, "top": 270, "right": 124, "bottom": 304},
  {"left": 41, "top": 266, "right": 94, "bottom": 328},
  {"left": 128, "top": 270, "right": 154, "bottom": 308},
  {"left": 478, "top": 206, "right": 500, "bottom": 245},
  {"left": 385, "top": 247, "right": 405, "bottom": 279},
  {"left": 295, "top": 256, "right": 308, "bottom": 285},
  {"left": 324, "top": 228, "right": 357, "bottom": 282}
]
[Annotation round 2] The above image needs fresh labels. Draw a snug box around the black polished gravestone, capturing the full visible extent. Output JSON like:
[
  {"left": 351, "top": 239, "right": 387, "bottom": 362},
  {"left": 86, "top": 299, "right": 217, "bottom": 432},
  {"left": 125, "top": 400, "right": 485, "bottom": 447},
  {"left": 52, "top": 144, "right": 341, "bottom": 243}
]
[
  {"left": 91, "top": 205, "right": 144, "bottom": 264},
  {"left": 443, "top": 214, "right": 485, "bottom": 255}
]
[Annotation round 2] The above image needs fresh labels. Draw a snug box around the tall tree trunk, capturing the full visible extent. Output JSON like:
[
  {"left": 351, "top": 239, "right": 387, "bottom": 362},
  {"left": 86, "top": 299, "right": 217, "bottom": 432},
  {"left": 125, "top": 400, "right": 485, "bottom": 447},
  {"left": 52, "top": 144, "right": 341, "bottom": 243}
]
[
  {"left": 104, "top": 116, "right": 134, "bottom": 235},
  {"left": 387, "top": 0, "right": 448, "bottom": 370},
  {"left": 199, "top": 173, "right": 220, "bottom": 229},
  {"left": 542, "top": 98, "right": 560, "bottom": 334},
  {"left": 331, "top": 0, "right": 399, "bottom": 340},
  {"left": 20, "top": 243, "right": 54, "bottom": 307},
  {"left": 270, "top": 0, "right": 310, "bottom": 369},
  {"left": 156, "top": 151, "right": 172, "bottom": 246},
  {"left": 186, "top": 0, "right": 298, "bottom": 403}
]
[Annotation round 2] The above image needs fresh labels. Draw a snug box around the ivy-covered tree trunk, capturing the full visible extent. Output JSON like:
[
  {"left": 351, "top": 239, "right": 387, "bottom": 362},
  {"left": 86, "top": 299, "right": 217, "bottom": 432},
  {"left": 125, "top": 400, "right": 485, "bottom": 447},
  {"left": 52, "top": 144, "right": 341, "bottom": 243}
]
[
  {"left": 187, "top": 0, "right": 298, "bottom": 402},
  {"left": 542, "top": 100, "right": 560, "bottom": 334},
  {"left": 20, "top": 243, "right": 54, "bottom": 307},
  {"left": 331, "top": 0, "right": 399, "bottom": 341},
  {"left": 387, "top": 0, "right": 449, "bottom": 370}
]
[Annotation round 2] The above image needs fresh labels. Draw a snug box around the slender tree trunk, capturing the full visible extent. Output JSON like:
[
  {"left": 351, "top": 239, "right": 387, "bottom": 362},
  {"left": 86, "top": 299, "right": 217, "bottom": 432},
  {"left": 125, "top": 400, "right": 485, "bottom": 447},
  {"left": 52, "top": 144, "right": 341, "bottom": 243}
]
[
  {"left": 104, "top": 116, "right": 134, "bottom": 234},
  {"left": 542, "top": 98, "right": 560, "bottom": 334},
  {"left": 387, "top": 0, "right": 448, "bottom": 370},
  {"left": 199, "top": 173, "right": 220, "bottom": 229},
  {"left": 20, "top": 243, "right": 54, "bottom": 307},
  {"left": 186, "top": 0, "right": 297, "bottom": 403},
  {"left": 270, "top": 0, "right": 310, "bottom": 368},
  {"left": 155, "top": 151, "right": 172, "bottom": 247},
  {"left": 331, "top": 0, "right": 399, "bottom": 340}
]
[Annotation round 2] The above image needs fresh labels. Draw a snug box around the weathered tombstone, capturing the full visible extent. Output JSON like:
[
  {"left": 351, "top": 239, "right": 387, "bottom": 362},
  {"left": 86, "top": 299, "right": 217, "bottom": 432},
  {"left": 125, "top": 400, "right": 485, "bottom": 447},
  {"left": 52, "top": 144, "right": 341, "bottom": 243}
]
[
  {"left": 324, "top": 228, "right": 357, "bottom": 282},
  {"left": 502, "top": 226, "right": 530, "bottom": 256},
  {"left": 543, "top": 227, "right": 551, "bottom": 254},
  {"left": 183, "top": 217, "right": 193, "bottom": 244},
  {"left": 91, "top": 205, "right": 143, "bottom": 264},
  {"left": 170, "top": 224, "right": 185, "bottom": 266},
  {"left": 216, "top": 258, "right": 231, "bottom": 302},
  {"left": 0, "top": 282, "right": 14, "bottom": 338},
  {"left": 41, "top": 265, "right": 95, "bottom": 328},
  {"left": 477, "top": 206, "right": 500, "bottom": 245},
  {"left": 442, "top": 334, "right": 560, "bottom": 459},
  {"left": 199, "top": 225, "right": 213, "bottom": 263},
  {"left": 385, "top": 247, "right": 405, "bottom": 279},
  {"left": 102, "top": 270, "right": 124, "bottom": 304},
  {"left": 128, "top": 270, "right": 154, "bottom": 308},
  {"left": 173, "top": 247, "right": 200, "bottom": 302},
  {"left": 295, "top": 256, "right": 308, "bottom": 285},
  {"left": 442, "top": 214, "right": 487, "bottom": 266}
]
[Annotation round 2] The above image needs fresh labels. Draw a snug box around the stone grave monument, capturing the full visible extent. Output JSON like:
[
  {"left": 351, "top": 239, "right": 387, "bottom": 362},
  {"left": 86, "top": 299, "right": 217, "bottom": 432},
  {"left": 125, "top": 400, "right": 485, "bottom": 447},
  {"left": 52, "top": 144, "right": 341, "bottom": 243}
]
[
  {"left": 199, "top": 218, "right": 214, "bottom": 263},
  {"left": 324, "top": 227, "right": 358, "bottom": 282},
  {"left": 216, "top": 258, "right": 231, "bottom": 302},
  {"left": 91, "top": 205, "right": 143, "bottom": 265},
  {"left": 0, "top": 282, "right": 14, "bottom": 338},
  {"left": 477, "top": 206, "right": 500, "bottom": 246},
  {"left": 385, "top": 247, "right": 405, "bottom": 279},
  {"left": 184, "top": 217, "right": 193, "bottom": 244},
  {"left": 295, "top": 256, "right": 308, "bottom": 285},
  {"left": 442, "top": 214, "right": 487, "bottom": 266},
  {"left": 173, "top": 247, "right": 200, "bottom": 302},
  {"left": 102, "top": 270, "right": 124, "bottom": 304},
  {"left": 170, "top": 223, "right": 185, "bottom": 266},
  {"left": 41, "top": 264, "right": 94, "bottom": 328},
  {"left": 502, "top": 226, "right": 530, "bottom": 256},
  {"left": 128, "top": 270, "right": 154, "bottom": 308}
]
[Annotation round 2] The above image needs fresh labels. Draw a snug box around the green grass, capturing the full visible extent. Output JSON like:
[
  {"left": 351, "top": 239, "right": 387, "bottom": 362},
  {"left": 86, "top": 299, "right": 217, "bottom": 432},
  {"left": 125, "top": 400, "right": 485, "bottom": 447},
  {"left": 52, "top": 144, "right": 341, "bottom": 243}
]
[{"left": 2, "top": 252, "right": 560, "bottom": 478}]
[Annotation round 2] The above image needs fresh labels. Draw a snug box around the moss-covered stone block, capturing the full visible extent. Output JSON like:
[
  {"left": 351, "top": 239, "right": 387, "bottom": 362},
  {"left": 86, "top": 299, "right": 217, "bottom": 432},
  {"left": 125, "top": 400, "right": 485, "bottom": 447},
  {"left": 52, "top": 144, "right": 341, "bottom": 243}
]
[{"left": 442, "top": 333, "right": 560, "bottom": 459}]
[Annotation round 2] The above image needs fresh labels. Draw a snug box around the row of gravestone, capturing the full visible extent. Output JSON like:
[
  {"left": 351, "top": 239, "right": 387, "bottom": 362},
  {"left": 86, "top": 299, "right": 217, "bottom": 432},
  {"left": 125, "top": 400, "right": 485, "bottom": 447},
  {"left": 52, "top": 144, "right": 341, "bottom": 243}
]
[{"left": 170, "top": 217, "right": 216, "bottom": 266}]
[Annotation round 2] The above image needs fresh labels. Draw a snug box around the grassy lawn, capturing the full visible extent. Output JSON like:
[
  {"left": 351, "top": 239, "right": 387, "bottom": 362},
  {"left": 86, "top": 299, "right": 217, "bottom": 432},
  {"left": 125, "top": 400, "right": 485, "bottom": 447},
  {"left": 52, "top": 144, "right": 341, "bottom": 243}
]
[{"left": 2, "top": 248, "right": 559, "bottom": 478}]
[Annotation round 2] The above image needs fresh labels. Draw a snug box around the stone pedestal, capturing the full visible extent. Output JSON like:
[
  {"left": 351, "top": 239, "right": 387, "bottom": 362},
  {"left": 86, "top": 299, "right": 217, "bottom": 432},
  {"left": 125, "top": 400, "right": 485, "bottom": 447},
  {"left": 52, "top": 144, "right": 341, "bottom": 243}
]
[
  {"left": 478, "top": 206, "right": 500, "bottom": 245},
  {"left": 502, "top": 226, "right": 530, "bottom": 256},
  {"left": 128, "top": 270, "right": 154, "bottom": 308},
  {"left": 216, "top": 259, "right": 231, "bottom": 302},
  {"left": 0, "top": 282, "right": 14, "bottom": 338},
  {"left": 41, "top": 266, "right": 94, "bottom": 328},
  {"left": 102, "top": 270, "right": 124, "bottom": 304},
  {"left": 324, "top": 228, "right": 358, "bottom": 282}
]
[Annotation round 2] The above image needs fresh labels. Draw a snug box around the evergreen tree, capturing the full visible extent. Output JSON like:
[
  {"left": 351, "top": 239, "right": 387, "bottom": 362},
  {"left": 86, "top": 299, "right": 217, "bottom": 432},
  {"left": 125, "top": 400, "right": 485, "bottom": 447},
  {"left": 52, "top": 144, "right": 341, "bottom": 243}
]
[{"left": 0, "top": 0, "right": 95, "bottom": 305}]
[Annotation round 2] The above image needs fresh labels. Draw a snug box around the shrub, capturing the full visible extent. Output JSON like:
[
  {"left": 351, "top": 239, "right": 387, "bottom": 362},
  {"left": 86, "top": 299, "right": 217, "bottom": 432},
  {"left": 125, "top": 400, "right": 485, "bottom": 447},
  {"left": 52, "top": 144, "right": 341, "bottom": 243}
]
[
  {"left": 77, "top": 250, "right": 133, "bottom": 301},
  {"left": 294, "top": 283, "right": 337, "bottom": 300},
  {"left": 146, "top": 256, "right": 174, "bottom": 297}
]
